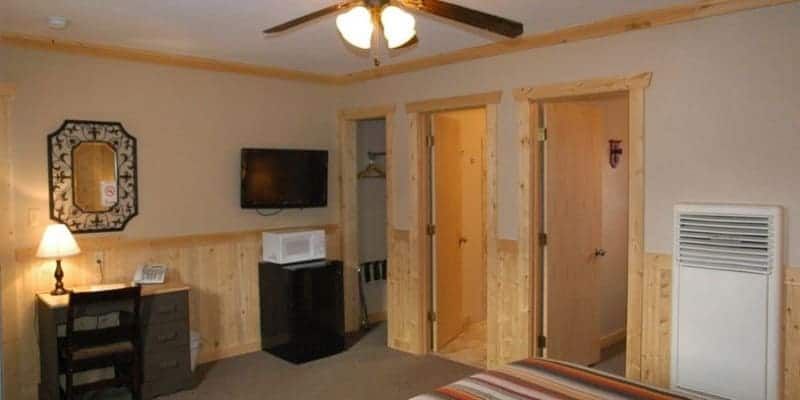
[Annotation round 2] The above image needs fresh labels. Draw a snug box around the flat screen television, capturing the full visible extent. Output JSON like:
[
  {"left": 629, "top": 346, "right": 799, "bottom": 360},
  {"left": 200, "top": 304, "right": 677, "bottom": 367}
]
[{"left": 241, "top": 148, "right": 328, "bottom": 209}]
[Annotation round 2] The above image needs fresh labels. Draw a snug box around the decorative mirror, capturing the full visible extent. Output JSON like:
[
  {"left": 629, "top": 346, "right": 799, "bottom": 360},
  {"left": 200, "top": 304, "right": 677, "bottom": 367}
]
[{"left": 47, "top": 120, "right": 138, "bottom": 233}]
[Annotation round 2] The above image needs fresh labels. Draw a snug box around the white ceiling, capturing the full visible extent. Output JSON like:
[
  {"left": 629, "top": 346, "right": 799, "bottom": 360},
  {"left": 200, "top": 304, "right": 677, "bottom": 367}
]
[{"left": 0, "top": 0, "right": 690, "bottom": 75}]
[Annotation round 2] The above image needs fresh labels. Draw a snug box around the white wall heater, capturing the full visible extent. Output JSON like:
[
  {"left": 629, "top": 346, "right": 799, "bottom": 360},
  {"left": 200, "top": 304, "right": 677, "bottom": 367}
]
[{"left": 671, "top": 204, "right": 782, "bottom": 400}]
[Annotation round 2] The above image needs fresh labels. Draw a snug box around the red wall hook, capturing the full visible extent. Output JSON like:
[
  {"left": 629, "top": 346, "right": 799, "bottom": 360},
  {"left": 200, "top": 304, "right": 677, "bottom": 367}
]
[{"left": 609, "top": 140, "right": 623, "bottom": 168}]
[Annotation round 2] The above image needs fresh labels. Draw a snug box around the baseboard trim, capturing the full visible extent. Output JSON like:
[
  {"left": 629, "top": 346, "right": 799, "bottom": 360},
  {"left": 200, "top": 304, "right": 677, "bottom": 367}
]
[
  {"left": 368, "top": 311, "right": 387, "bottom": 324},
  {"left": 197, "top": 341, "right": 261, "bottom": 365},
  {"left": 600, "top": 328, "right": 627, "bottom": 349}
]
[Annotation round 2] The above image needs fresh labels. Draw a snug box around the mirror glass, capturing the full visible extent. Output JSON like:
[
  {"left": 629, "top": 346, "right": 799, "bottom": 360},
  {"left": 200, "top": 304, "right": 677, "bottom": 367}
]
[{"left": 72, "top": 142, "right": 118, "bottom": 212}]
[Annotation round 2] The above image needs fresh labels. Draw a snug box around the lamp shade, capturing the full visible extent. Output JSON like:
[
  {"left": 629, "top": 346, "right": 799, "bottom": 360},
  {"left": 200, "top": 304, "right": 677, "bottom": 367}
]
[
  {"left": 381, "top": 6, "right": 416, "bottom": 49},
  {"left": 36, "top": 224, "right": 81, "bottom": 259},
  {"left": 336, "top": 6, "right": 374, "bottom": 49}
]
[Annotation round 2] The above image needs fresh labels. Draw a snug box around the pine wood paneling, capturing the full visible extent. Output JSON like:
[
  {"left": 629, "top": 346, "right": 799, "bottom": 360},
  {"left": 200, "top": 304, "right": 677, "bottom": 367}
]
[
  {"left": 2, "top": 226, "right": 340, "bottom": 400},
  {"left": 786, "top": 271, "right": 800, "bottom": 399},
  {"left": 486, "top": 239, "right": 527, "bottom": 368},
  {"left": 640, "top": 253, "right": 672, "bottom": 387},
  {"left": 387, "top": 229, "right": 415, "bottom": 353}
]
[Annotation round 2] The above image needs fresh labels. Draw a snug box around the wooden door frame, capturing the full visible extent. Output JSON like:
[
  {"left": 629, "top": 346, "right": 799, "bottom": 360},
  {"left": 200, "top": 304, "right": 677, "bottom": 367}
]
[
  {"left": 514, "top": 72, "right": 651, "bottom": 379},
  {"left": 0, "top": 82, "right": 15, "bottom": 397},
  {"left": 338, "top": 105, "right": 395, "bottom": 333},
  {"left": 406, "top": 91, "right": 501, "bottom": 354}
]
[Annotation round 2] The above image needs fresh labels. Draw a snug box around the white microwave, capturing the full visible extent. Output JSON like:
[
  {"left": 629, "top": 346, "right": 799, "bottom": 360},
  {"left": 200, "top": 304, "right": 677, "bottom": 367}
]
[{"left": 262, "top": 230, "right": 326, "bottom": 264}]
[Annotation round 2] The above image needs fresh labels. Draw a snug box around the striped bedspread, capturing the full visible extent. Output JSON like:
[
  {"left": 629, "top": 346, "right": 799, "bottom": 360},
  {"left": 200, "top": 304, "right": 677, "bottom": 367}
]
[{"left": 412, "top": 358, "right": 697, "bottom": 400}]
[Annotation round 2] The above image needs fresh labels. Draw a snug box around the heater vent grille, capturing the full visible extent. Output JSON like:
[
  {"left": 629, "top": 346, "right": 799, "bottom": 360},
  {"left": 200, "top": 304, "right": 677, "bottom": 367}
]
[{"left": 677, "top": 213, "right": 773, "bottom": 274}]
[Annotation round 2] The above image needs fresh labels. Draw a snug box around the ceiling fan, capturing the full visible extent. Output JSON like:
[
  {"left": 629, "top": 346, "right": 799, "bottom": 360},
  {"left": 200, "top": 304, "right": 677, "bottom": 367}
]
[{"left": 263, "top": 0, "right": 524, "bottom": 51}]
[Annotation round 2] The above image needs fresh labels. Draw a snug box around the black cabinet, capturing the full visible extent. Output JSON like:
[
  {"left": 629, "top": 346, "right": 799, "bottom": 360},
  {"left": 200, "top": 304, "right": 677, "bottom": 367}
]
[{"left": 258, "top": 260, "right": 345, "bottom": 363}]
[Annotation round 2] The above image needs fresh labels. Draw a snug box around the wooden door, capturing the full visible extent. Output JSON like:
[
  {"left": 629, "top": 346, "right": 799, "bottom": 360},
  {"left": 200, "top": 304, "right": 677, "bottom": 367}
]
[
  {"left": 432, "top": 114, "right": 464, "bottom": 350},
  {"left": 543, "top": 101, "right": 603, "bottom": 366}
]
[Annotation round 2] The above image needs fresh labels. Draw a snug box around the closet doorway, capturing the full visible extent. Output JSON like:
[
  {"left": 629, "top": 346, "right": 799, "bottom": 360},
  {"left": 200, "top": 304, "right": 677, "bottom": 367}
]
[
  {"left": 429, "top": 108, "right": 488, "bottom": 369},
  {"left": 538, "top": 93, "right": 630, "bottom": 376},
  {"left": 338, "top": 106, "right": 394, "bottom": 335},
  {"left": 356, "top": 118, "right": 389, "bottom": 330}
]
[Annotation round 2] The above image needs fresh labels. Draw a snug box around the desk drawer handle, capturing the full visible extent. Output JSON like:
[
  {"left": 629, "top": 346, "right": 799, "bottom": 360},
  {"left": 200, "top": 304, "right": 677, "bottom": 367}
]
[
  {"left": 157, "top": 332, "right": 178, "bottom": 342},
  {"left": 157, "top": 305, "right": 178, "bottom": 314},
  {"left": 159, "top": 360, "right": 179, "bottom": 369}
]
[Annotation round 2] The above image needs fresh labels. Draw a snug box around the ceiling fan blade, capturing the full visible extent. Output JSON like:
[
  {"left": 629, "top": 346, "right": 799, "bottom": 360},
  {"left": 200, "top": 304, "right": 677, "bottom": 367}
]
[
  {"left": 400, "top": 0, "right": 523, "bottom": 38},
  {"left": 263, "top": 1, "right": 360, "bottom": 34}
]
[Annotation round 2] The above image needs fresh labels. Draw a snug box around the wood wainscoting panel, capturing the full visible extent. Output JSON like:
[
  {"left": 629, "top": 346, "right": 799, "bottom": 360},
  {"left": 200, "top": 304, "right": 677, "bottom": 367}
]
[
  {"left": 786, "top": 269, "right": 800, "bottom": 399},
  {"left": 486, "top": 239, "right": 528, "bottom": 368},
  {"left": 387, "top": 229, "right": 417, "bottom": 353},
  {"left": 633, "top": 253, "right": 800, "bottom": 397},
  {"left": 640, "top": 253, "right": 672, "bottom": 387},
  {"left": 2, "top": 225, "right": 340, "bottom": 400}
]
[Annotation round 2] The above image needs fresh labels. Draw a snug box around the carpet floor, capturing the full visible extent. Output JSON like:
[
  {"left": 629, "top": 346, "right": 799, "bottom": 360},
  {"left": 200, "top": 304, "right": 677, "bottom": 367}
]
[{"left": 160, "top": 323, "right": 478, "bottom": 400}]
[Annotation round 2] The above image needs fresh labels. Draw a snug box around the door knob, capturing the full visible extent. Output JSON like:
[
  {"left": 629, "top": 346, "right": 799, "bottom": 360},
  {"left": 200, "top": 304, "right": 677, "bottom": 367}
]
[
  {"left": 594, "top": 248, "right": 607, "bottom": 257},
  {"left": 458, "top": 237, "right": 468, "bottom": 247}
]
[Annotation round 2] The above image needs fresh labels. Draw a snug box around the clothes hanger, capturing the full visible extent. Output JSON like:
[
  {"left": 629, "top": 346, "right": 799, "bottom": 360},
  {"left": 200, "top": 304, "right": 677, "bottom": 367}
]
[{"left": 358, "top": 151, "right": 386, "bottom": 179}]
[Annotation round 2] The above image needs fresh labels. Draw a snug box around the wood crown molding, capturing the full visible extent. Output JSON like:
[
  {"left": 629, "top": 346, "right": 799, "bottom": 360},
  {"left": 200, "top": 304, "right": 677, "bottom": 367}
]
[
  {"left": 514, "top": 73, "right": 652, "bottom": 102},
  {"left": 405, "top": 91, "right": 502, "bottom": 114},
  {"left": 0, "top": 82, "right": 15, "bottom": 97},
  {"left": 0, "top": 32, "right": 346, "bottom": 86},
  {"left": 342, "top": 0, "right": 797, "bottom": 83},
  {"left": 1, "top": 0, "right": 795, "bottom": 85},
  {"left": 338, "top": 105, "right": 396, "bottom": 120}
]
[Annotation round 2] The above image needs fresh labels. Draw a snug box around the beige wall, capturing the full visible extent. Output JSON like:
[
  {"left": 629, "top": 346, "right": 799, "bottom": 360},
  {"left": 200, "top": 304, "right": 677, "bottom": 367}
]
[
  {"left": 0, "top": 45, "right": 343, "bottom": 399},
  {"left": 2, "top": 46, "right": 340, "bottom": 250},
  {"left": 340, "top": 3, "right": 800, "bottom": 267}
]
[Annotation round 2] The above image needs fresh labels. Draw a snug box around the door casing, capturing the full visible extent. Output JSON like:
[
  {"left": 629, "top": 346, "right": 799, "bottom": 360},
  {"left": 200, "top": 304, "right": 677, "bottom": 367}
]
[{"left": 515, "top": 72, "right": 650, "bottom": 378}]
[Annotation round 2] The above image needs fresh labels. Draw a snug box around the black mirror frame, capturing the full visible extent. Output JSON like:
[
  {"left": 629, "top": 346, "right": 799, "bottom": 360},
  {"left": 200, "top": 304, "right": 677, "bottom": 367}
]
[{"left": 47, "top": 120, "right": 138, "bottom": 233}]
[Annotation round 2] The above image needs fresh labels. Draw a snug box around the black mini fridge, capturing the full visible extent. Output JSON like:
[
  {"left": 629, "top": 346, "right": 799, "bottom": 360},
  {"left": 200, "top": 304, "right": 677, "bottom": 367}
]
[{"left": 258, "top": 259, "right": 345, "bottom": 363}]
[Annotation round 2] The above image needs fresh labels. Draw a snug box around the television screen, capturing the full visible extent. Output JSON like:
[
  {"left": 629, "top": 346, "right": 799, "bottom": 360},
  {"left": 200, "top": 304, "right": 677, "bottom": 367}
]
[{"left": 241, "top": 148, "right": 328, "bottom": 209}]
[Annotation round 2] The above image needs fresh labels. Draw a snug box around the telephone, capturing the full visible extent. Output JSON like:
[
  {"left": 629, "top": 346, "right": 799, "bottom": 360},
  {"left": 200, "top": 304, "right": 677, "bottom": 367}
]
[{"left": 133, "top": 264, "right": 167, "bottom": 285}]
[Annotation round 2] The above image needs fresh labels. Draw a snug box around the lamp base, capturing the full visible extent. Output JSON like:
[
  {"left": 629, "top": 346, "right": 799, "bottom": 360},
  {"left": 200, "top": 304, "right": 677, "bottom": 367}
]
[{"left": 51, "top": 258, "right": 68, "bottom": 296}]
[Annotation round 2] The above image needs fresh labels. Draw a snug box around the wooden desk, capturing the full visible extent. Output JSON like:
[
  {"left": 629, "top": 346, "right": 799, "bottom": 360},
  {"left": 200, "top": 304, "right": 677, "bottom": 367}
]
[{"left": 37, "top": 283, "right": 193, "bottom": 400}]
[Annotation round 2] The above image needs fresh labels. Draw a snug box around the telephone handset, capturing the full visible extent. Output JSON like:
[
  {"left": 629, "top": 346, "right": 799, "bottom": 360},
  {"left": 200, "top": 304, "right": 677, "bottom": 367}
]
[{"left": 133, "top": 264, "right": 167, "bottom": 285}]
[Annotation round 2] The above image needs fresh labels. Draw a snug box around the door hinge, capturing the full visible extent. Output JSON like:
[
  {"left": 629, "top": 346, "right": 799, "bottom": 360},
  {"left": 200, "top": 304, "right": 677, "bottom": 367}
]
[
  {"left": 426, "top": 135, "right": 435, "bottom": 147},
  {"left": 537, "top": 128, "right": 548, "bottom": 142},
  {"left": 428, "top": 311, "right": 437, "bottom": 322},
  {"left": 538, "top": 233, "right": 548, "bottom": 246},
  {"left": 537, "top": 335, "right": 547, "bottom": 349},
  {"left": 426, "top": 224, "right": 436, "bottom": 236}
]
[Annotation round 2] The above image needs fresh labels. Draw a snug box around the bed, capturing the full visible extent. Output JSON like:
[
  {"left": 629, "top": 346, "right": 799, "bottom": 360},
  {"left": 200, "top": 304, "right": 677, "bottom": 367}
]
[{"left": 412, "top": 358, "right": 698, "bottom": 400}]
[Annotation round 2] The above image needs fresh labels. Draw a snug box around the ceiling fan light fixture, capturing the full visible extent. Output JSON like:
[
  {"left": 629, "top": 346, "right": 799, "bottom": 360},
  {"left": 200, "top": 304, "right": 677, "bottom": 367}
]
[
  {"left": 336, "top": 6, "right": 374, "bottom": 49},
  {"left": 381, "top": 5, "right": 416, "bottom": 49}
]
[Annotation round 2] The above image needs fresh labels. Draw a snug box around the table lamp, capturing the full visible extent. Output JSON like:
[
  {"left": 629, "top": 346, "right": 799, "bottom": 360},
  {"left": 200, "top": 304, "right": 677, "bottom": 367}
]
[{"left": 36, "top": 223, "right": 81, "bottom": 295}]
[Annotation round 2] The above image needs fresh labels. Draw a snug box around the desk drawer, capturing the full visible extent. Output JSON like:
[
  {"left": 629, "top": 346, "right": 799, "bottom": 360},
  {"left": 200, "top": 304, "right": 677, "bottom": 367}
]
[
  {"left": 142, "top": 349, "right": 191, "bottom": 383},
  {"left": 141, "top": 291, "right": 188, "bottom": 325},
  {"left": 142, "top": 320, "right": 189, "bottom": 351}
]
